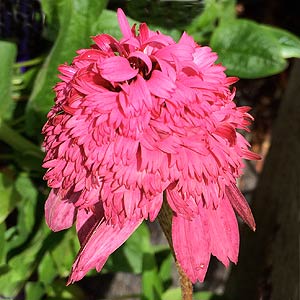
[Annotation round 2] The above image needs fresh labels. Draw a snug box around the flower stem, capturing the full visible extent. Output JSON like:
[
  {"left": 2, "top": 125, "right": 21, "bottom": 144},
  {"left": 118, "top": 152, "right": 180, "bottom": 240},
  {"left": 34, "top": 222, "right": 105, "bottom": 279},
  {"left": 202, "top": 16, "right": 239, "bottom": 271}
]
[{"left": 158, "top": 194, "right": 193, "bottom": 300}]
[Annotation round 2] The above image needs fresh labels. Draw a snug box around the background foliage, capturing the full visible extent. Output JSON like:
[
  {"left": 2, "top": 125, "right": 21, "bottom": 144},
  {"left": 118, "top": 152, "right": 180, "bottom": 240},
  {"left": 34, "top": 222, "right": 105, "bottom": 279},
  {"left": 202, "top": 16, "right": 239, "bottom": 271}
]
[{"left": 0, "top": 0, "right": 299, "bottom": 299}]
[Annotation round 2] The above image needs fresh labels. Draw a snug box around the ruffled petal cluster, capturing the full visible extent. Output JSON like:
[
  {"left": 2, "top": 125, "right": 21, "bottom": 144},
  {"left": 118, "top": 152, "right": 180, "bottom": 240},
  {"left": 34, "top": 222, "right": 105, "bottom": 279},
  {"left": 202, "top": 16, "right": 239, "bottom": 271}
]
[{"left": 42, "top": 9, "right": 259, "bottom": 284}]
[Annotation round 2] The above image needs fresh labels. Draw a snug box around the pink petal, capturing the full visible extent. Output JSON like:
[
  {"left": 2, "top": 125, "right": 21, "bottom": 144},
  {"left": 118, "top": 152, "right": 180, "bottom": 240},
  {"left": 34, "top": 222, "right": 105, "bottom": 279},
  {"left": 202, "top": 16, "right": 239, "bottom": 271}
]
[
  {"left": 155, "top": 43, "right": 194, "bottom": 62},
  {"left": 129, "top": 74, "right": 152, "bottom": 110},
  {"left": 99, "top": 56, "right": 138, "bottom": 82},
  {"left": 117, "top": 8, "right": 132, "bottom": 39},
  {"left": 205, "top": 196, "right": 239, "bottom": 266},
  {"left": 172, "top": 213, "right": 210, "bottom": 283},
  {"left": 148, "top": 193, "right": 164, "bottom": 221},
  {"left": 67, "top": 210, "right": 143, "bottom": 284},
  {"left": 45, "top": 189, "right": 76, "bottom": 232},
  {"left": 147, "top": 70, "right": 175, "bottom": 98},
  {"left": 225, "top": 183, "right": 256, "bottom": 231}
]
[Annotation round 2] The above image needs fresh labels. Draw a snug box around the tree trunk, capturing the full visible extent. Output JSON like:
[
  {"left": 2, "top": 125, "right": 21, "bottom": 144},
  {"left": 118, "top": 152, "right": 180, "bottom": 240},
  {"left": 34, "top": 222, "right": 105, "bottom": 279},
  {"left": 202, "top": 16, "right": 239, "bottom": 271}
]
[{"left": 225, "top": 60, "right": 300, "bottom": 300}]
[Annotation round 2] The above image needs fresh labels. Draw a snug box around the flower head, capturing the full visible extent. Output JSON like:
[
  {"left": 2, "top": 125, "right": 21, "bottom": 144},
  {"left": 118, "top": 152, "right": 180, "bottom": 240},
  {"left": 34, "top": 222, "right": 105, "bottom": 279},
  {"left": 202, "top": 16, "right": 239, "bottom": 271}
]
[{"left": 42, "top": 9, "right": 260, "bottom": 284}]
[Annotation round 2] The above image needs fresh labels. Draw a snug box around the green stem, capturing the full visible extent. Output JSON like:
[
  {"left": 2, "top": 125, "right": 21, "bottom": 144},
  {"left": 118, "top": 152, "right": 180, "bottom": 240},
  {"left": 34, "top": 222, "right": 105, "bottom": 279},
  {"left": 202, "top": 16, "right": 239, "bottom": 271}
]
[
  {"left": 0, "top": 119, "right": 44, "bottom": 160},
  {"left": 158, "top": 194, "right": 193, "bottom": 300},
  {"left": 13, "top": 55, "right": 44, "bottom": 69}
]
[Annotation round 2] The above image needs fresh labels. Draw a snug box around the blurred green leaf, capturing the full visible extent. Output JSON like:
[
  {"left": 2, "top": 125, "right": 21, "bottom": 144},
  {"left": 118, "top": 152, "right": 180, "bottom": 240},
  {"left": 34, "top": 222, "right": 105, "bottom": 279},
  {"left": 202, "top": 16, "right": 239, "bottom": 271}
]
[
  {"left": 91, "top": 9, "right": 128, "bottom": 40},
  {"left": 187, "top": 0, "right": 236, "bottom": 43},
  {"left": 142, "top": 252, "right": 163, "bottom": 300},
  {"left": 7, "top": 173, "right": 38, "bottom": 250},
  {"left": 40, "top": 0, "right": 61, "bottom": 41},
  {"left": 0, "top": 223, "right": 50, "bottom": 298},
  {"left": 260, "top": 25, "right": 300, "bottom": 58},
  {"left": 0, "top": 41, "right": 17, "bottom": 121},
  {"left": 25, "top": 281, "right": 45, "bottom": 300},
  {"left": 124, "top": 222, "right": 151, "bottom": 273},
  {"left": 105, "top": 222, "right": 149, "bottom": 273},
  {"left": 26, "top": 0, "right": 108, "bottom": 137},
  {"left": 0, "top": 222, "right": 6, "bottom": 266},
  {"left": 45, "top": 278, "right": 86, "bottom": 300},
  {"left": 50, "top": 228, "right": 79, "bottom": 277},
  {"left": 38, "top": 251, "right": 58, "bottom": 284},
  {"left": 0, "top": 172, "right": 21, "bottom": 223},
  {"left": 157, "top": 250, "right": 172, "bottom": 284},
  {"left": 210, "top": 19, "right": 287, "bottom": 78},
  {"left": 162, "top": 287, "right": 181, "bottom": 300},
  {"left": 162, "top": 287, "right": 215, "bottom": 300}
]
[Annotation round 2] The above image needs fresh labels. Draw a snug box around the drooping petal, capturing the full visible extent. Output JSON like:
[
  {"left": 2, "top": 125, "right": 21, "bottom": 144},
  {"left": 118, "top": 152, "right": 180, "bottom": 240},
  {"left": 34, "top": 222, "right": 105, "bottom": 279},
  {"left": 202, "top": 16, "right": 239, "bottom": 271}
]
[
  {"left": 67, "top": 211, "right": 143, "bottom": 284},
  {"left": 172, "top": 213, "right": 210, "bottom": 283},
  {"left": 226, "top": 183, "right": 256, "bottom": 231},
  {"left": 205, "top": 196, "right": 239, "bottom": 266},
  {"left": 45, "top": 189, "right": 76, "bottom": 231}
]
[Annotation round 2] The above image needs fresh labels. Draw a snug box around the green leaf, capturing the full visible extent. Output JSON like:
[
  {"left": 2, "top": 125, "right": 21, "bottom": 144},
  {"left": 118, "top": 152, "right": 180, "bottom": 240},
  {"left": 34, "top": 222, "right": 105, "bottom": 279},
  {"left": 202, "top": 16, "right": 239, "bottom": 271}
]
[
  {"left": 142, "top": 252, "right": 163, "bottom": 300},
  {"left": 124, "top": 222, "right": 152, "bottom": 273},
  {"left": 162, "top": 287, "right": 181, "bottom": 300},
  {"left": 14, "top": 174, "right": 37, "bottom": 229},
  {"left": 6, "top": 173, "right": 38, "bottom": 250},
  {"left": 0, "top": 223, "right": 50, "bottom": 298},
  {"left": 25, "top": 282, "right": 45, "bottom": 300},
  {"left": 157, "top": 250, "right": 173, "bottom": 284},
  {"left": 0, "top": 172, "right": 21, "bottom": 223},
  {"left": 0, "top": 41, "right": 17, "bottom": 121},
  {"left": 0, "top": 222, "right": 6, "bottom": 266},
  {"left": 210, "top": 19, "right": 288, "bottom": 78},
  {"left": 260, "top": 25, "right": 300, "bottom": 58},
  {"left": 162, "top": 288, "right": 215, "bottom": 300},
  {"left": 187, "top": 0, "right": 236, "bottom": 43},
  {"left": 40, "top": 0, "right": 61, "bottom": 41},
  {"left": 50, "top": 228, "right": 79, "bottom": 277},
  {"left": 104, "top": 222, "right": 156, "bottom": 274},
  {"left": 26, "top": 0, "right": 108, "bottom": 136},
  {"left": 91, "top": 9, "right": 129, "bottom": 40},
  {"left": 38, "top": 251, "right": 58, "bottom": 284},
  {"left": 45, "top": 278, "right": 86, "bottom": 300}
]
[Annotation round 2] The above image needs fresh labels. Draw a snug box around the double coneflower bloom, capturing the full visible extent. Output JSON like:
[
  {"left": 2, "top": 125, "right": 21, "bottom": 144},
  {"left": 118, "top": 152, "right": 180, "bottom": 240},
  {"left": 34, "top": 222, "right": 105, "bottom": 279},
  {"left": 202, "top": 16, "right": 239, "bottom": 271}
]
[{"left": 42, "top": 9, "right": 259, "bottom": 284}]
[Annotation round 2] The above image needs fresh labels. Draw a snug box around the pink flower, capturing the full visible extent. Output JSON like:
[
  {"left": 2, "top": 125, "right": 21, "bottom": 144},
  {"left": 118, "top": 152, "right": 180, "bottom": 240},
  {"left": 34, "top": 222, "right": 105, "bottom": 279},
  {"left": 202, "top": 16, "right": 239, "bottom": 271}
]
[{"left": 42, "top": 9, "right": 260, "bottom": 284}]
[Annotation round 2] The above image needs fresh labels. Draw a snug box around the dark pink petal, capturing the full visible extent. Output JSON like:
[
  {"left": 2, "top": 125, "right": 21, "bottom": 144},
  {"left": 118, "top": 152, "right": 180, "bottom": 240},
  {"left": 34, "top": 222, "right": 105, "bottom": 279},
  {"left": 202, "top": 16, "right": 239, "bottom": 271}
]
[
  {"left": 92, "top": 34, "right": 119, "bottom": 53},
  {"left": 99, "top": 56, "right": 138, "bottom": 82},
  {"left": 45, "top": 189, "right": 76, "bottom": 231},
  {"left": 241, "top": 149, "right": 262, "bottom": 160},
  {"left": 214, "top": 124, "right": 237, "bottom": 146},
  {"left": 67, "top": 214, "right": 143, "bottom": 284},
  {"left": 76, "top": 203, "right": 104, "bottom": 245},
  {"left": 226, "top": 183, "right": 256, "bottom": 231},
  {"left": 117, "top": 8, "right": 132, "bottom": 39},
  {"left": 128, "top": 51, "right": 152, "bottom": 74},
  {"left": 172, "top": 213, "right": 210, "bottom": 283},
  {"left": 138, "top": 23, "right": 150, "bottom": 44}
]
